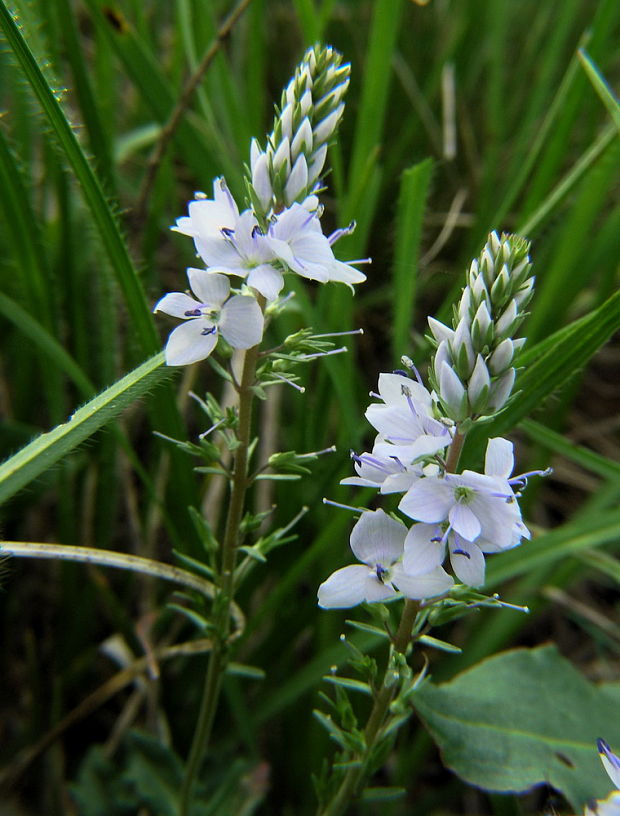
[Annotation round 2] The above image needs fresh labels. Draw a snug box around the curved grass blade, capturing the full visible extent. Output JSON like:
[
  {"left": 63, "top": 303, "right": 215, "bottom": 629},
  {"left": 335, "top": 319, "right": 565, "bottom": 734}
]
[
  {"left": 578, "top": 49, "right": 620, "bottom": 132},
  {"left": 0, "top": 352, "right": 170, "bottom": 505},
  {"left": 463, "top": 289, "right": 620, "bottom": 460},
  {"left": 0, "top": 2, "right": 158, "bottom": 354}
]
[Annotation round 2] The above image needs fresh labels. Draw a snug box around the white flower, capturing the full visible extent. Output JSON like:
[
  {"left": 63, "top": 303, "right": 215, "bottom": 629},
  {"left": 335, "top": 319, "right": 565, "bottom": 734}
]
[
  {"left": 583, "top": 740, "right": 620, "bottom": 816},
  {"left": 154, "top": 270, "right": 264, "bottom": 366},
  {"left": 198, "top": 210, "right": 285, "bottom": 301},
  {"left": 365, "top": 373, "right": 453, "bottom": 464},
  {"left": 340, "top": 444, "right": 423, "bottom": 494},
  {"left": 266, "top": 203, "right": 366, "bottom": 287},
  {"left": 172, "top": 177, "right": 239, "bottom": 258},
  {"left": 317, "top": 509, "right": 453, "bottom": 609},
  {"left": 399, "top": 437, "right": 529, "bottom": 551},
  {"left": 584, "top": 792, "right": 620, "bottom": 816},
  {"left": 599, "top": 739, "right": 620, "bottom": 790},
  {"left": 403, "top": 524, "right": 488, "bottom": 587}
]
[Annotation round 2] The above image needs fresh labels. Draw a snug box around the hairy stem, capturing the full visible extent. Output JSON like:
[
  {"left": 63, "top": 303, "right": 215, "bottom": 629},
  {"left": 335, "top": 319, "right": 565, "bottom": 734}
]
[
  {"left": 318, "top": 430, "right": 467, "bottom": 816},
  {"left": 178, "top": 338, "right": 262, "bottom": 816}
]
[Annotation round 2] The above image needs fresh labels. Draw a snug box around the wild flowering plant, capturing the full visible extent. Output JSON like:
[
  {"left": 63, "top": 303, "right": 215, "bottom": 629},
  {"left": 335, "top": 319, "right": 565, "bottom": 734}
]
[
  {"left": 313, "top": 231, "right": 551, "bottom": 815},
  {"left": 151, "top": 44, "right": 369, "bottom": 815}
]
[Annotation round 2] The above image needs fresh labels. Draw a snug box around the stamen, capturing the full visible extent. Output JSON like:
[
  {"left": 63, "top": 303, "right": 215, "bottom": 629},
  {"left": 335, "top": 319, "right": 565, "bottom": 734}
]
[
  {"left": 199, "top": 419, "right": 225, "bottom": 439},
  {"left": 323, "top": 498, "right": 363, "bottom": 514},
  {"left": 375, "top": 563, "right": 389, "bottom": 582},
  {"left": 313, "top": 328, "right": 364, "bottom": 338},
  {"left": 452, "top": 548, "right": 471, "bottom": 559},
  {"left": 508, "top": 467, "right": 553, "bottom": 489},
  {"left": 327, "top": 220, "right": 356, "bottom": 245},
  {"left": 352, "top": 453, "right": 392, "bottom": 473},
  {"left": 271, "top": 372, "right": 305, "bottom": 393},
  {"left": 221, "top": 227, "right": 235, "bottom": 238},
  {"left": 184, "top": 308, "right": 203, "bottom": 317},
  {"left": 299, "top": 346, "right": 348, "bottom": 360},
  {"left": 400, "top": 356, "right": 424, "bottom": 385},
  {"left": 201, "top": 326, "right": 217, "bottom": 336},
  {"left": 298, "top": 445, "right": 336, "bottom": 458},
  {"left": 251, "top": 225, "right": 264, "bottom": 238}
]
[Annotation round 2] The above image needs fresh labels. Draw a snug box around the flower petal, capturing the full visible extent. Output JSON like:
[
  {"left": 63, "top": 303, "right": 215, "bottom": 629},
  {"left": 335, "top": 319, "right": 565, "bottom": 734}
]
[
  {"left": 403, "top": 523, "right": 445, "bottom": 576},
  {"left": 188, "top": 269, "right": 230, "bottom": 305},
  {"left": 154, "top": 292, "right": 200, "bottom": 318},
  {"left": 485, "top": 437, "right": 514, "bottom": 479},
  {"left": 598, "top": 739, "right": 620, "bottom": 789},
  {"left": 448, "top": 502, "right": 481, "bottom": 541},
  {"left": 391, "top": 564, "right": 453, "bottom": 599},
  {"left": 449, "top": 536, "right": 486, "bottom": 586},
  {"left": 399, "top": 478, "right": 453, "bottom": 523},
  {"left": 317, "top": 565, "right": 393, "bottom": 608},
  {"left": 164, "top": 320, "right": 217, "bottom": 366},
  {"left": 219, "top": 295, "right": 264, "bottom": 348},
  {"left": 246, "top": 264, "right": 284, "bottom": 300},
  {"left": 349, "top": 509, "right": 406, "bottom": 566}
]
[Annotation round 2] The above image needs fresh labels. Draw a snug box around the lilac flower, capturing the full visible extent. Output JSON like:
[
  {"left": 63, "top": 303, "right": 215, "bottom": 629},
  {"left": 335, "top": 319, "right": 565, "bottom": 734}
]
[
  {"left": 172, "top": 181, "right": 366, "bottom": 300},
  {"left": 317, "top": 509, "right": 453, "bottom": 609},
  {"left": 365, "top": 373, "right": 453, "bottom": 464},
  {"left": 340, "top": 443, "right": 422, "bottom": 494},
  {"left": 583, "top": 741, "right": 620, "bottom": 816},
  {"left": 399, "top": 437, "right": 530, "bottom": 554},
  {"left": 172, "top": 177, "right": 239, "bottom": 257},
  {"left": 599, "top": 739, "right": 620, "bottom": 790},
  {"left": 266, "top": 203, "right": 366, "bottom": 288},
  {"left": 154, "top": 270, "right": 264, "bottom": 366},
  {"left": 584, "top": 792, "right": 620, "bottom": 816},
  {"left": 403, "top": 524, "right": 488, "bottom": 587}
]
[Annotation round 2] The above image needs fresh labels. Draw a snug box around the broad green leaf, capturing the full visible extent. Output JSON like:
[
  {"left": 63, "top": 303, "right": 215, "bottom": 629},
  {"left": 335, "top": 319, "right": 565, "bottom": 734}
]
[
  {"left": 0, "top": 353, "right": 169, "bottom": 504},
  {"left": 412, "top": 644, "right": 620, "bottom": 810}
]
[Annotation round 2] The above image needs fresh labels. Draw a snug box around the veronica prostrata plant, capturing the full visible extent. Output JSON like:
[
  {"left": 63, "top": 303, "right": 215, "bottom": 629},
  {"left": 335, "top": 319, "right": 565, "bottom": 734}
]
[
  {"left": 151, "top": 44, "right": 368, "bottom": 815},
  {"left": 313, "top": 231, "right": 550, "bottom": 815}
]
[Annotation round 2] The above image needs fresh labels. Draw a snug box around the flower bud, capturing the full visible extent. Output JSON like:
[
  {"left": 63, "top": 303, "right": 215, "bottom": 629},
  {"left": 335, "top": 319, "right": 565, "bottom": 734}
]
[
  {"left": 487, "top": 367, "right": 516, "bottom": 412},
  {"left": 284, "top": 155, "right": 309, "bottom": 205},
  {"left": 439, "top": 361, "right": 469, "bottom": 421},
  {"left": 488, "top": 338, "right": 514, "bottom": 375},
  {"left": 468, "top": 355, "right": 491, "bottom": 414}
]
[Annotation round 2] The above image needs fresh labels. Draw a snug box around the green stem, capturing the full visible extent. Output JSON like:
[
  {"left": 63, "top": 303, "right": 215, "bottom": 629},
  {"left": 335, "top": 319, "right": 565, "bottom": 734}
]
[
  {"left": 178, "top": 339, "right": 262, "bottom": 816},
  {"left": 445, "top": 429, "right": 465, "bottom": 472},
  {"left": 318, "top": 601, "right": 419, "bottom": 816},
  {"left": 318, "top": 430, "right": 467, "bottom": 816}
]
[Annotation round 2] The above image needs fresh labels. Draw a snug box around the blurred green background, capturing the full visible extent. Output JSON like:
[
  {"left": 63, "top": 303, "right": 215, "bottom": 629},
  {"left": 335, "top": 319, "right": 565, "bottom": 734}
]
[{"left": 0, "top": 0, "right": 619, "bottom": 813}]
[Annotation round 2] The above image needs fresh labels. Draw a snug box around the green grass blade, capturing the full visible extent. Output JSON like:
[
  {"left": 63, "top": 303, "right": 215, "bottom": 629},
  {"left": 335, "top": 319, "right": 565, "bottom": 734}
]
[
  {"left": 519, "top": 418, "right": 620, "bottom": 481},
  {"left": 578, "top": 49, "right": 620, "bottom": 132},
  {"left": 0, "top": 1, "right": 158, "bottom": 354},
  {"left": 391, "top": 159, "right": 433, "bottom": 360},
  {"left": 0, "top": 353, "right": 169, "bottom": 505},
  {"left": 486, "top": 508, "right": 620, "bottom": 588},
  {"left": 0, "top": 293, "right": 94, "bottom": 397},
  {"left": 347, "top": 0, "right": 404, "bottom": 206},
  {"left": 463, "top": 289, "right": 620, "bottom": 460},
  {"left": 518, "top": 121, "right": 618, "bottom": 236}
]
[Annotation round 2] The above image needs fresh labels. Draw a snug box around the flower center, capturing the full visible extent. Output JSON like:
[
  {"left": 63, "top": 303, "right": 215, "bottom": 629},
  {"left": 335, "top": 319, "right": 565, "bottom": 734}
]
[
  {"left": 375, "top": 563, "right": 389, "bottom": 583},
  {"left": 454, "top": 485, "right": 474, "bottom": 504}
]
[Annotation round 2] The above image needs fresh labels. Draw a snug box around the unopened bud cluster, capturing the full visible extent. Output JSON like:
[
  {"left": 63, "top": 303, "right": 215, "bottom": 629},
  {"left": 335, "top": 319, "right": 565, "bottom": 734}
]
[
  {"left": 248, "top": 45, "right": 350, "bottom": 217},
  {"left": 428, "top": 231, "right": 534, "bottom": 424}
]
